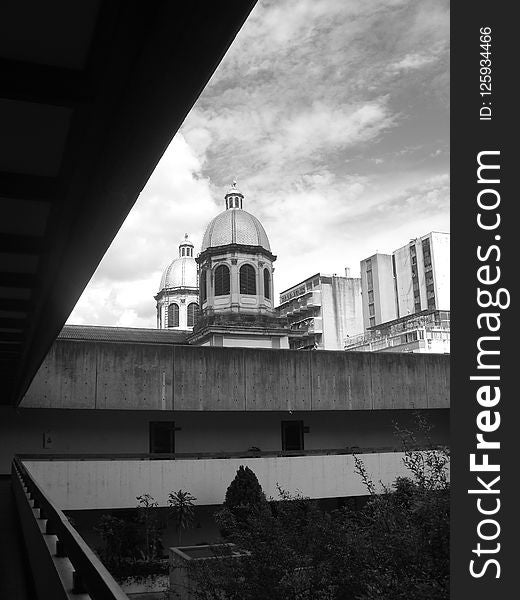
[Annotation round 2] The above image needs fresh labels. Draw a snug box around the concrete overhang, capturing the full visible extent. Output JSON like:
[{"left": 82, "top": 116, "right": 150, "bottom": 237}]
[{"left": 0, "top": 0, "right": 257, "bottom": 406}]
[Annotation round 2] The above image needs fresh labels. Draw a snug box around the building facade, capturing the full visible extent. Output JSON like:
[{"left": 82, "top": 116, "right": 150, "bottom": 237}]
[
  {"left": 360, "top": 232, "right": 450, "bottom": 331},
  {"left": 155, "top": 235, "right": 199, "bottom": 330},
  {"left": 188, "top": 183, "right": 290, "bottom": 348},
  {"left": 393, "top": 232, "right": 450, "bottom": 317},
  {"left": 355, "top": 232, "right": 450, "bottom": 354},
  {"left": 277, "top": 271, "right": 364, "bottom": 350},
  {"left": 2, "top": 325, "right": 449, "bottom": 551}
]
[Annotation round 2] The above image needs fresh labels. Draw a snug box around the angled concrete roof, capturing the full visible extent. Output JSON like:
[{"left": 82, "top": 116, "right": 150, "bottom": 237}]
[{"left": 0, "top": 0, "right": 257, "bottom": 405}]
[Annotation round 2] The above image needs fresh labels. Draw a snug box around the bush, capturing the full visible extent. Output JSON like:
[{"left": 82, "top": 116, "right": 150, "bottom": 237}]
[{"left": 187, "top": 439, "right": 449, "bottom": 600}]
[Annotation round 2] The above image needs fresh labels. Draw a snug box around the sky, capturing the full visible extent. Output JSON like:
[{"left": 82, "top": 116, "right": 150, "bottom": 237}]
[{"left": 68, "top": 0, "right": 449, "bottom": 328}]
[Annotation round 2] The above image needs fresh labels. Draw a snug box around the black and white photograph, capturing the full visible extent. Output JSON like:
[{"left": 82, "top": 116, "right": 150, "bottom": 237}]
[{"left": 0, "top": 1, "right": 514, "bottom": 599}]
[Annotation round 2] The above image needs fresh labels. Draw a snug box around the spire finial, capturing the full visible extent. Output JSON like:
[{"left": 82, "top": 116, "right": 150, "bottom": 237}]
[{"left": 184, "top": 233, "right": 188, "bottom": 240}]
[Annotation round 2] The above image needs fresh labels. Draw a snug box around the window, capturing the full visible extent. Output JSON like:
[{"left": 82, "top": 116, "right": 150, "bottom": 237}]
[
  {"left": 167, "top": 303, "right": 179, "bottom": 327},
  {"left": 240, "top": 264, "right": 256, "bottom": 295},
  {"left": 369, "top": 317, "right": 376, "bottom": 327},
  {"left": 263, "top": 268, "right": 271, "bottom": 299},
  {"left": 366, "top": 270, "right": 373, "bottom": 289},
  {"left": 281, "top": 420, "right": 304, "bottom": 452},
  {"left": 368, "top": 290, "right": 374, "bottom": 303},
  {"left": 200, "top": 270, "right": 207, "bottom": 302},
  {"left": 214, "top": 264, "right": 230, "bottom": 296},
  {"left": 369, "top": 303, "right": 375, "bottom": 316},
  {"left": 187, "top": 302, "right": 199, "bottom": 327},
  {"left": 149, "top": 422, "right": 176, "bottom": 454}
]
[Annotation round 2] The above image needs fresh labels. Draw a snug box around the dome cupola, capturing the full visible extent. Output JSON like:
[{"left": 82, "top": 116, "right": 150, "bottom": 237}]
[
  {"left": 201, "top": 181, "right": 271, "bottom": 252},
  {"left": 178, "top": 233, "right": 194, "bottom": 258},
  {"left": 224, "top": 180, "right": 244, "bottom": 209}
]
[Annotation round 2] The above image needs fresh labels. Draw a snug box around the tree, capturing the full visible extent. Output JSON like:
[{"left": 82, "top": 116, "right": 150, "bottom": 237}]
[
  {"left": 223, "top": 465, "right": 268, "bottom": 519},
  {"left": 186, "top": 428, "right": 450, "bottom": 600},
  {"left": 94, "top": 512, "right": 143, "bottom": 567},
  {"left": 168, "top": 489, "right": 196, "bottom": 545},
  {"left": 136, "top": 493, "right": 164, "bottom": 561}
]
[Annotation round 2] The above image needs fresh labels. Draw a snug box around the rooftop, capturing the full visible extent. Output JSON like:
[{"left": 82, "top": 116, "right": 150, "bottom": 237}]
[{"left": 59, "top": 324, "right": 189, "bottom": 345}]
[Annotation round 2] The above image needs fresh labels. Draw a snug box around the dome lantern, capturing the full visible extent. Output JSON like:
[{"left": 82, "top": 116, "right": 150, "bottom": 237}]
[
  {"left": 224, "top": 179, "right": 244, "bottom": 210},
  {"left": 179, "top": 233, "right": 194, "bottom": 258}
]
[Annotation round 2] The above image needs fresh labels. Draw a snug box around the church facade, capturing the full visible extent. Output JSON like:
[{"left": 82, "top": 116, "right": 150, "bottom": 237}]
[{"left": 157, "top": 182, "right": 292, "bottom": 348}]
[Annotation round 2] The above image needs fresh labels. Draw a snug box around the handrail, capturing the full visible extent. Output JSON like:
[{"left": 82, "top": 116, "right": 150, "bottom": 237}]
[
  {"left": 15, "top": 445, "right": 438, "bottom": 462},
  {"left": 12, "top": 456, "right": 128, "bottom": 599}
]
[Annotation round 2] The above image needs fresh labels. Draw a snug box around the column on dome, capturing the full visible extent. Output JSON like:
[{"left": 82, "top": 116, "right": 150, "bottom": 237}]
[
  {"left": 258, "top": 260, "right": 265, "bottom": 301},
  {"left": 207, "top": 263, "right": 215, "bottom": 311},
  {"left": 230, "top": 259, "right": 239, "bottom": 309}
]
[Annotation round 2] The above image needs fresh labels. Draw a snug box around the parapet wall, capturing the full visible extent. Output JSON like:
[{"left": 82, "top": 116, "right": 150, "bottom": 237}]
[{"left": 22, "top": 341, "right": 449, "bottom": 411}]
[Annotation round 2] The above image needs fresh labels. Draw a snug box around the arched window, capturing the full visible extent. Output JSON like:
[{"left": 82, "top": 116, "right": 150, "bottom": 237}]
[
  {"left": 200, "top": 270, "right": 207, "bottom": 302},
  {"left": 187, "top": 302, "right": 199, "bottom": 327},
  {"left": 214, "top": 264, "right": 230, "bottom": 296},
  {"left": 264, "top": 268, "right": 271, "bottom": 299},
  {"left": 167, "top": 303, "right": 179, "bottom": 328},
  {"left": 240, "top": 264, "right": 256, "bottom": 295}
]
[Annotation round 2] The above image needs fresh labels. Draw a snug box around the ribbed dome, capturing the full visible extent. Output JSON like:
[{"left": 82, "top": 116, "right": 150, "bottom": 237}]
[
  {"left": 201, "top": 209, "right": 271, "bottom": 252},
  {"left": 159, "top": 256, "right": 197, "bottom": 291}
]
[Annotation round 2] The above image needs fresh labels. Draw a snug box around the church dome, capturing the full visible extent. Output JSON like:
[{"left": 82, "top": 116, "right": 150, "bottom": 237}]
[
  {"left": 159, "top": 234, "right": 198, "bottom": 291},
  {"left": 201, "top": 182, "right": 271, "bottom": 252}
]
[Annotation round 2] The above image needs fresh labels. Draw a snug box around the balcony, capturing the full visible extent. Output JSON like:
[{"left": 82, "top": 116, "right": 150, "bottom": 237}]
[
  {"left": 19, "top": 448, "right": 435, "bottom": 510},
  {"left": 345, "top": 326, "right": 450, "bottom": 354},
  {"left": 306, "top": 291, "right": 322, "bottom": 308},
  {"left": 308, "top": 317, "right": 323, "bottom": 334},
  {"left": 292, "top": 301, "right": 303, "bottom": 315}
]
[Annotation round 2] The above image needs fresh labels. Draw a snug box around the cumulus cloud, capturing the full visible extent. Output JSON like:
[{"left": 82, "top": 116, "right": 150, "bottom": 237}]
[
  {"left": 68, "top": 0, "right": 449, "bottom": 327},
  {"left": 68, "top": 134, "right": 217, "bottom": 327}
]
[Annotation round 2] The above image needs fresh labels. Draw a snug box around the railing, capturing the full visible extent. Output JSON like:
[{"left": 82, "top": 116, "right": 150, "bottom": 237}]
[
  {"left": 344, "top": 325, "right": 450, "bottom": 351},
  {"left": 16, "top": 445, "right": 427, "bottom": 462},
  {"left": 12, "top": 456, "right": 128, "bottom": 599}
]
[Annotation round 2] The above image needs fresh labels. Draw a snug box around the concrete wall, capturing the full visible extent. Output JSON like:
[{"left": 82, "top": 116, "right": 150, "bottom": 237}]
[
  {"left": 321, "top": 277, "right": 363, "bottom": 350},
  {"left": 23, "top": 451, "right": 433, "bottom": 509},
  {"left": 0, "top": 407, "right": 449, "bottom": 473},
  {"left": 22, "top": 342, "right": 450, "bottom": 412}
]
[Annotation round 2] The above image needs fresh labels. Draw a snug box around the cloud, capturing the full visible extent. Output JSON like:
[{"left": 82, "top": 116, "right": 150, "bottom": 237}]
[
  {"left": 389, "top": 52, "right": 439, "bottom": 72},
  {"left": 68, "top": 134, "right": 217, "bottom": 327},
  {"left": 68, "top": 0, "right": 449, "bottom": 327}
]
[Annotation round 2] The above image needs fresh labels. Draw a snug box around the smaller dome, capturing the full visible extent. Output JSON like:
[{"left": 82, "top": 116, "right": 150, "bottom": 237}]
[
  {"left": 159, "top": 234, "right": 198, "bottom": 291},
  {"left": 160, "top": 258, "right": 197, "bottom": 290}
]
